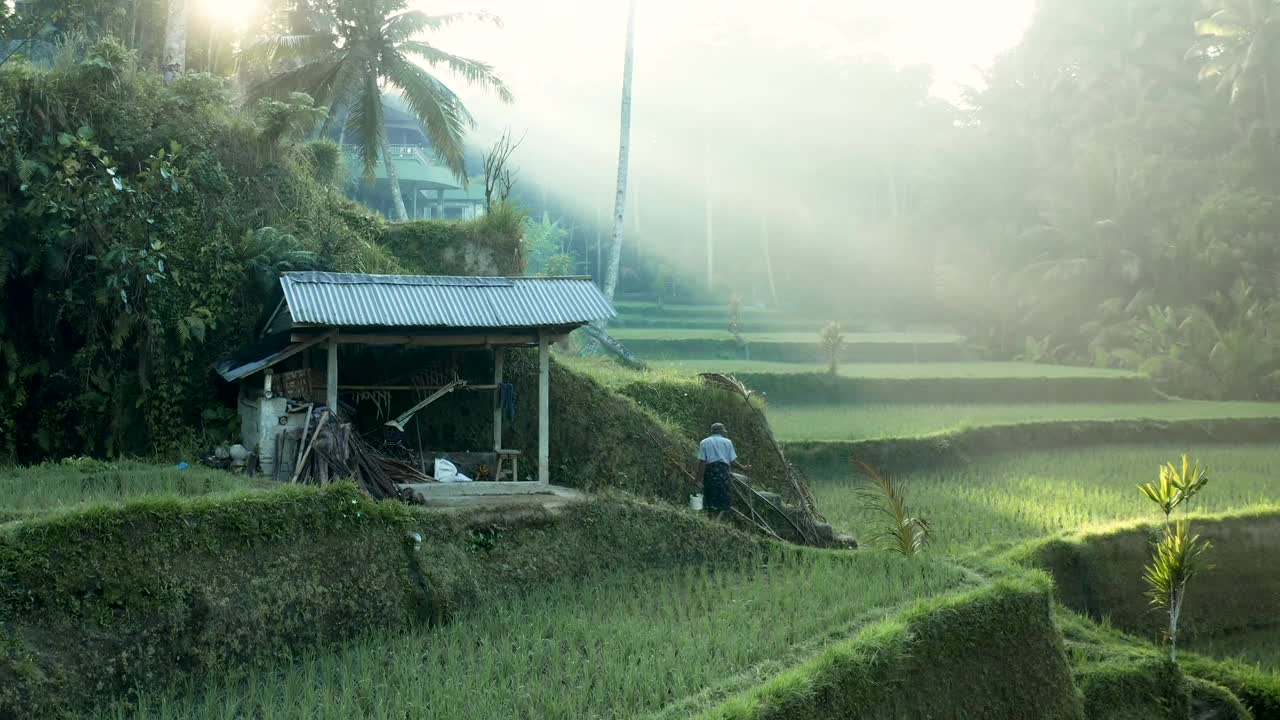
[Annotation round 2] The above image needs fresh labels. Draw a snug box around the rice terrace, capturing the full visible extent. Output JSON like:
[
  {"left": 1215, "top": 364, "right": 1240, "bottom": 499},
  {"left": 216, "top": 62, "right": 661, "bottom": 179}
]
[{"left": 2, "top": 0, "right": 1280, "bottom": 719}]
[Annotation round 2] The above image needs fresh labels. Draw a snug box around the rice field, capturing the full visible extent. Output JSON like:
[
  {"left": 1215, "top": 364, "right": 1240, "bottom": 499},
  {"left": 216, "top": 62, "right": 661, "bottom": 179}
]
[
  {"left": 648, "top": 360, "right": 1143, "bottom": 379},
  {"left": 105, "top": 550, "right": 969, "bottom": 720},
  {"left": 608, "top": 328, "right": 966, "bottom": 344},
  {"left": 807, "top": 444, "right": 1280, "bottom": 556},
  {"left": 0, "top": 460, "right": 267, "bottom": 518},
  {"left": 1189, "top": 627, "right": 1280, "bottom": 672},
  {"left": 768, "top": 402, "right": 1280, "bottom": 441}
]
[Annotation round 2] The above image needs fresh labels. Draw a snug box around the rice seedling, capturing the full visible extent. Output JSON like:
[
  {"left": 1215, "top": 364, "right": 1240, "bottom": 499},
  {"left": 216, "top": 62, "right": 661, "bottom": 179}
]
[
  {"left": 808, "top": 445, "right": 1280, "bottom": 556},
  {"left": 105, "top": 549, "right": 968, "bottom": 720}
]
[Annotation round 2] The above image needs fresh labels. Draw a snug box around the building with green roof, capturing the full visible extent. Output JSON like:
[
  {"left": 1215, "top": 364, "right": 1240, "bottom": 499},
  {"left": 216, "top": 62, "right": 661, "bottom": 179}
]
[{"left": 343, "top": 100, "right": 488, "bottom": 221}]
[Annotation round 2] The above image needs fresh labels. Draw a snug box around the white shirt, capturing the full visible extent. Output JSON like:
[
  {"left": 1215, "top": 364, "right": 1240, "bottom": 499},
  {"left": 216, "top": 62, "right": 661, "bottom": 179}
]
[{"left": 697, "top": 435, "right": 737, "bottom": 465}]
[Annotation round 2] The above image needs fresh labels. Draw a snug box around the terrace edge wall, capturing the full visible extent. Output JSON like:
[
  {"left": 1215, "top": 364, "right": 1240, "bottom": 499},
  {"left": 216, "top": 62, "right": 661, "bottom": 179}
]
[
  {"left": 695, "top": 574, "right": 1085, "bottom": 720},
  {"left": 1013, "top": 508, "right": 1280, "bottom": 643},
  {"left": 620, "top": 338, "right": 968, "bottom": 363},
  {"left": 737, "top": 372, "right": 1163, "bottom": 405},
  {"left": 0, "top": 484, "right": 768, "bottom": 719},
  {"left": 785, "top": 417, "right": 1280, "bottom": 476}
]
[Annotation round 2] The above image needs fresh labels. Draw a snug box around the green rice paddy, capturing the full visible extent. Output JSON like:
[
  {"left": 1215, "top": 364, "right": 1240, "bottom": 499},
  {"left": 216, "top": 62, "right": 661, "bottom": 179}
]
[
  {"left": 105, "top": 550, "right": 969, "bottom": 720},
  {"left": 648, "top": 360, "right": 1143, "bottom": 379},
  {"left": 767, "top": 402, "right": 1280, "bottom": 441},
  {"left": 806, "top": 444, "right": 1280, "bottom": 556},
  {"left": 609, "top": 328, "right": 966, "bottom": 344}
]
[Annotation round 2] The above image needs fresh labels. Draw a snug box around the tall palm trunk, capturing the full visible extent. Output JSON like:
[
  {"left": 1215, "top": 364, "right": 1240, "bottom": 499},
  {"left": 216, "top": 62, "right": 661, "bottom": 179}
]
[
  {"left": 704, "top": 140, "right": 714, "bottom": 290},
  {"left": 162, "top": 0, "right": 187, "bottom": 83},
  {"left": 601, "top": 0, "right": 636, "bottom": 303},
  {"left": 761, "top": 212, "right": 778, "bottom": 307},
  {"left": 381, "top": 138, "right": 409, "bottom": 221}
]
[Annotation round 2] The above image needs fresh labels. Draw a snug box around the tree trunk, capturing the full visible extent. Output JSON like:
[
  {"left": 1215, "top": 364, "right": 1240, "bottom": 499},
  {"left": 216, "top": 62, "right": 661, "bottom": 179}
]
[
  {"left": 206, "top": 24, "right": 216, "bottom": 74},
  {"left": 162, "top": 0, "right": 187, "bottom": 83},
  {"left": 601, "top": 0, "right": 637, "bottom": 304},
  {"left": 129, "top": 0, "right": 141, "bottom": 51},
  {"left": 761, "top": 212, "right": 778, "bottom": 308},
  {"left": 381, "top": 138, "right": 409, "bottom": 222},
  {"left": 704, "top": 141, "right": 714, "bottom": 290}
]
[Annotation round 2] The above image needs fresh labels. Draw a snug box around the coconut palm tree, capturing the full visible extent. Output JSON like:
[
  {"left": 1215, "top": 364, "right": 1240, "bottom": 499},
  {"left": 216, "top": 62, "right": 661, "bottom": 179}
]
[
  {"left": 601, "top": 0, "right": 636, "bottom": 302},
  {"left": 1187, "top": 0, "right": 1280, "bottom": 128},
  {"left": 246, "top": 1, "right": 511, "bottom": 221}
]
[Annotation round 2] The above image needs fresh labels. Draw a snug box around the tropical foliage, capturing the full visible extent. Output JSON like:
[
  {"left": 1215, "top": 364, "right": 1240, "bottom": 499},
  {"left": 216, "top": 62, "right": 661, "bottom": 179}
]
[
  {"left": 921, "top": 0, "right": 1280, "bottom": 400},
  {"left": 853, "top": 461, "right": 931, "bottom": 557},
  {"left": 0, "top": 37, "right": 434, "bottom": 462},
  {"left": 245, "top": 0, "right": 510, "bottom": 220},
  {"left": 1139, "top": 455, "right": 1213, "bottom": 662}
]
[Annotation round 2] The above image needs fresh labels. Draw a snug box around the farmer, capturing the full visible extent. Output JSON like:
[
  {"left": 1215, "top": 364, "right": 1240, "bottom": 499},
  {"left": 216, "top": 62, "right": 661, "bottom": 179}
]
[{"left": 697, "top": 423, "right": 750, "bottom": 519}]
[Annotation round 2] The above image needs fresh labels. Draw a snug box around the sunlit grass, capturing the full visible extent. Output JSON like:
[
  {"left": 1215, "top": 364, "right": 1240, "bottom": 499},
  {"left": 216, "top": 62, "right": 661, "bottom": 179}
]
[
  {"left": 647, "top": 360, "right": 1143, "bottom": 379},
  {"left": 106, "top": 549, "right": 969, "bottom": 720},
  {"left": 768, "top": 402, "right": 1280, "bottom": 441},
  {"left": 808, "top": 444, "right": 1280, "bottom": 556},
  {"left": 0, "top": 461, "right": 267, "bottom": 518}
]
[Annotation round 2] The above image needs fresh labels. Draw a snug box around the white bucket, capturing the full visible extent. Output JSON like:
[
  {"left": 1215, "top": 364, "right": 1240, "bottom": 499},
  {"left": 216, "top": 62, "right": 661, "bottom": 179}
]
[{"left": 689, "top": 494, "right": 703, "bottom": 511}]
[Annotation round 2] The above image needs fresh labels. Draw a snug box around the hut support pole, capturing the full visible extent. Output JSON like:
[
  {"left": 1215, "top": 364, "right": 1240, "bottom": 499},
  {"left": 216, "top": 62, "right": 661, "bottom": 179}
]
[
  {"left": 326, "top": 335, "right": 338, "bottom": 413},
  {"left": 538, "top": 332, "right": 549, "bottom": 485},
  {"left": 493, "top": 348, "right": 504, "bottom": 451}
]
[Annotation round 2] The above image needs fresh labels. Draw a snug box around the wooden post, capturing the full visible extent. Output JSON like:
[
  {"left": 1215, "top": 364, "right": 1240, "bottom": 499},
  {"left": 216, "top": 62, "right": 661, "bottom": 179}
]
[
  {"left": 492, "top": 348, "right": 504, "bottom": 451},
  {"left": 326, "top": 335, "right": 338, "bottom": 413},
  {"left": 538, "top": 332, "right": 550, "bottom": 485}
]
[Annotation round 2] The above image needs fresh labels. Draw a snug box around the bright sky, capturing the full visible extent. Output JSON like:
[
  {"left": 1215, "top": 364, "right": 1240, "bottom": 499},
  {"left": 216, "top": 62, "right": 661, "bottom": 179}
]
[
  {"left": 198, "top": 0, "right": 1035, "bottom": 100},
  {"left": 422, "top": 0, "right": 1035, "bottom": 100}
]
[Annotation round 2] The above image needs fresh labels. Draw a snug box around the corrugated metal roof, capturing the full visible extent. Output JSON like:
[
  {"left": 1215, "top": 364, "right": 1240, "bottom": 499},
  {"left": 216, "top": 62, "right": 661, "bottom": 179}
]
[{"left": 279, "top": 272, "right": 616, "bottom": 329}]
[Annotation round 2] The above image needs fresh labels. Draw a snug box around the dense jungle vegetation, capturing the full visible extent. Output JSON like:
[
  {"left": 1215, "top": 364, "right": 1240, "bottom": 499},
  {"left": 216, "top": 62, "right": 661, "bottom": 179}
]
[{"left": 0, "top": 35, "right": 520, "bottom": 462}]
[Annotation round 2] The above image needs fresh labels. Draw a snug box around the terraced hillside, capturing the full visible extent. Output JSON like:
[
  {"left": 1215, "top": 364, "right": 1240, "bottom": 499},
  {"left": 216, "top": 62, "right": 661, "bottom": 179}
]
[{"left": 592, "top": 302, "right": 1280, "bottom": 692}]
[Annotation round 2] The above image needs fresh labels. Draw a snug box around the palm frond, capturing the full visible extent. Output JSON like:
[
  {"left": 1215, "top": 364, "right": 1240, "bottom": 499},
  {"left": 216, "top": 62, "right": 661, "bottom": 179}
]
[
  {"left": 852, "top": 460, "right": 931, "bottom": 557},
  {"left": 246, "top": 57, "right": 345, "bottom": 103},
  {"left": 384, "top": 54, "right": 470, "bottom": 178},
  {"left": 399, "top": 41, "right": 513, "bottom": 103},
  {"left": 239, "top": 33, "right": 339, "bottom": 69},
  {"left": 346, "top": 66, "right": 386, "bottom": 183}
]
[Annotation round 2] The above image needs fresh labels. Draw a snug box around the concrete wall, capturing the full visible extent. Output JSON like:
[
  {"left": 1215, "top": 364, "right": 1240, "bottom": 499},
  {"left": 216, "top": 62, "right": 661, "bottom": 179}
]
[{"left": 238, "top": 384, "right": 308, "bottom": 478}]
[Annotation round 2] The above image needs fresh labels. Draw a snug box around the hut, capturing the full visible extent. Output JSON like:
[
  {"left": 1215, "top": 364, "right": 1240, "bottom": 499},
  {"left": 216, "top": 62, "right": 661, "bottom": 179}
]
[{"left": 216, "top": 272, "right": 615, "bottom": 498}]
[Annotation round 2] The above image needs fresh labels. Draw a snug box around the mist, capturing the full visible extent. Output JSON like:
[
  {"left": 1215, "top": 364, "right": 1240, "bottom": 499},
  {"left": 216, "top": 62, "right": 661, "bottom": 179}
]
[{"left": 418, "top": 0, "right": 1033, "bottom": 319}]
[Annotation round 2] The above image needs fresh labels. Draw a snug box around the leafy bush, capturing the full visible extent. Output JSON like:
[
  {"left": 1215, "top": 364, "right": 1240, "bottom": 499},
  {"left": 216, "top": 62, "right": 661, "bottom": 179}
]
[{"left": 380, "top": 202, "right": 524, "bottom": 276}]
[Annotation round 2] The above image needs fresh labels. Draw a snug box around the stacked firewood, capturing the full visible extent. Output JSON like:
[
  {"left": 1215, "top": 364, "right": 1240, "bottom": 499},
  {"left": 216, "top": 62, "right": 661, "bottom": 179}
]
[{"left": 290, "top": 410, "right": 431, "bottom": 502}]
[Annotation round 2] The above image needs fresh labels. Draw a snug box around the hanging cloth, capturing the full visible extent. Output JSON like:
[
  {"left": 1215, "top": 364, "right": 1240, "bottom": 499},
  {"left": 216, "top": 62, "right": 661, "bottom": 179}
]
[{"left": 499, "top": 382, "right": 517, "bottom": 421}]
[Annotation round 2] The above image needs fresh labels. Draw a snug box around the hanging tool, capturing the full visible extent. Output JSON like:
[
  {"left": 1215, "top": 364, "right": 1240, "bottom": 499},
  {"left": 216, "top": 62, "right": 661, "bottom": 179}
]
[{"left": 384, "top": 380, "right": 466, "bottom": 432}]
